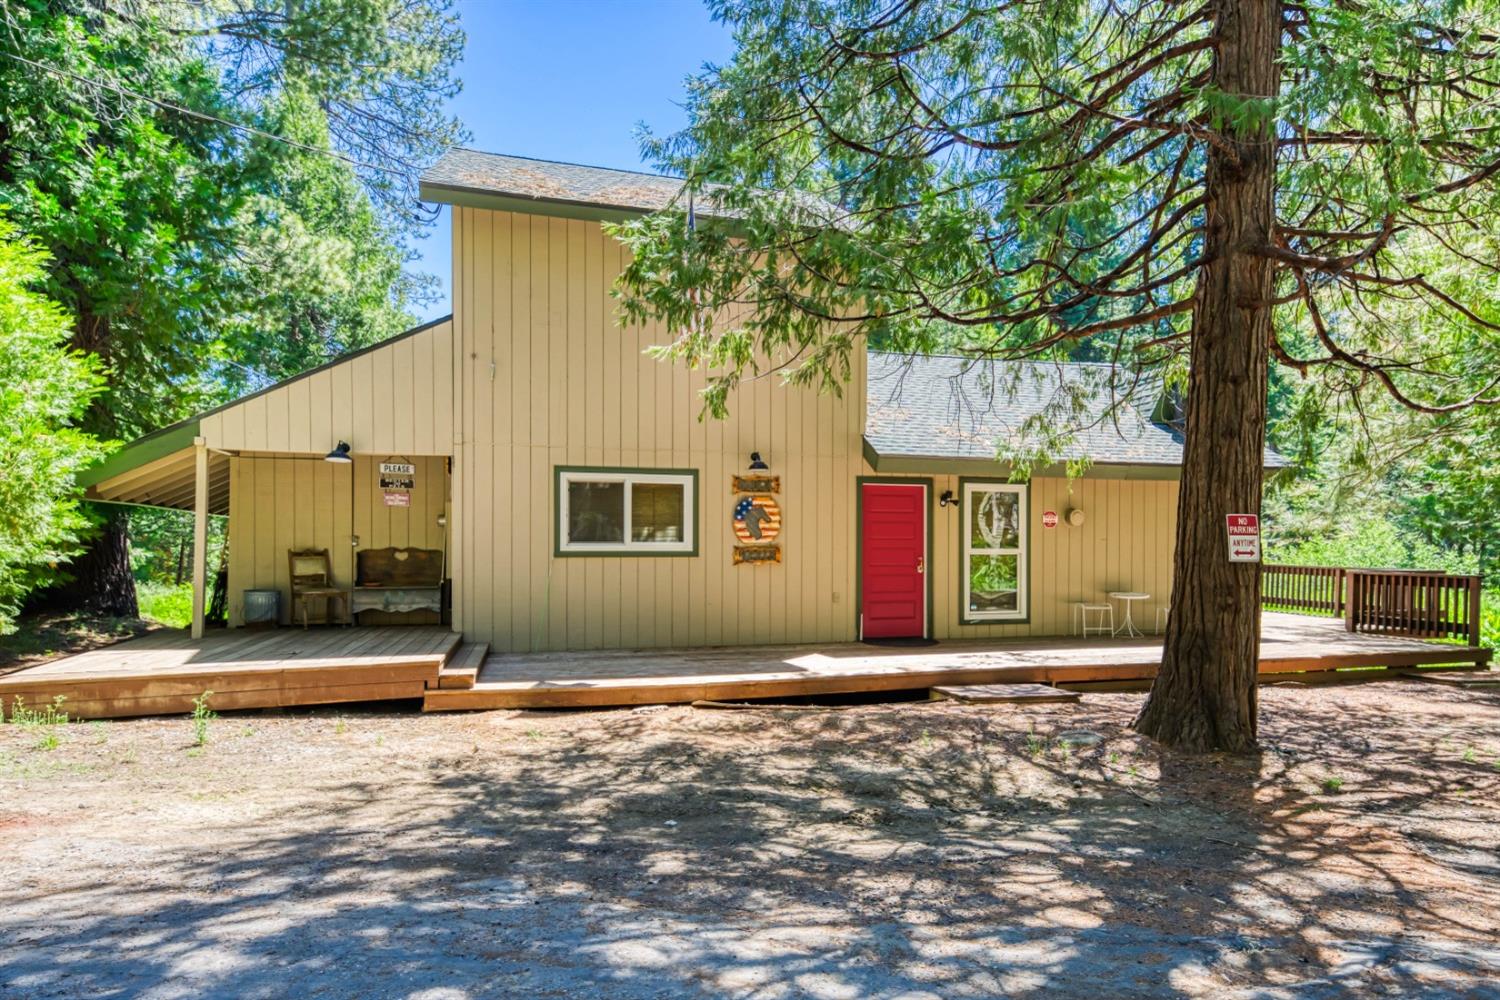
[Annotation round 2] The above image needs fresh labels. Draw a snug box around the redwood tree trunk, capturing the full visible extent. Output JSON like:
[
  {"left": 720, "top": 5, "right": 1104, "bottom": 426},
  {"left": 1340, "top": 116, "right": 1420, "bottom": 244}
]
[
  {"left": 41, "top": 308, "right": 139, "bottom": 618},
  {"left": 1134, "top": 0, "right": 1279, "bottom": 752},
  {"left": 29, "top": 505, "right": 139, "bottom": 618}
]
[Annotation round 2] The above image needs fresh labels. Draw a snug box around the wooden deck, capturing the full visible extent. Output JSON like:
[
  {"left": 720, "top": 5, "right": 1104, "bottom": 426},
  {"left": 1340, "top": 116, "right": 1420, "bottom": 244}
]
[
  {"left": 422, "top": 612, "right": 1492, "bottom": 711},
  {"left": 0, "top": 627, "right": 463, "bottom": 719},
  {"left": 3, "top": 613, "right": 1488, "bottom": 718}
]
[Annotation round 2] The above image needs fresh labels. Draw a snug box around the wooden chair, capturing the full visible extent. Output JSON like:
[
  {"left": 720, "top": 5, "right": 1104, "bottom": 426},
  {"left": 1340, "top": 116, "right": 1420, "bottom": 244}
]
[{"left": 288, "top": 548, "right": 349, "bottom": 628}]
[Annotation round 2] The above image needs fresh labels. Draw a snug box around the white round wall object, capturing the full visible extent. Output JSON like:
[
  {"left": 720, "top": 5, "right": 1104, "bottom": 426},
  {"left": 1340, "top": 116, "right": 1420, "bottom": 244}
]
[{"left": 1066, "top": 508, "right": 1086, "bottom": 527}]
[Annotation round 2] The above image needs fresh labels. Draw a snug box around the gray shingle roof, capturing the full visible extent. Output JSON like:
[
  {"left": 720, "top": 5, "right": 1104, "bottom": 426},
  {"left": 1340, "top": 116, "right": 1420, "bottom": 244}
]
[
  {"left": 865, "top": 352, "right": 1287, "bottom": 468},
  {"left": 421, "top": 148, "right": 845, "bottom": 225},
  {"left": 422, "top": 149, "right": 694, "bottom": 215}
]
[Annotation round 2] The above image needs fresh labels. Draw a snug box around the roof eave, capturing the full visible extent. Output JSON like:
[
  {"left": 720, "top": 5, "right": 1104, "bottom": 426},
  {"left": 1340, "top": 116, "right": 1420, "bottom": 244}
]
[
  {"left": 420, "top": 180, "right": 656, "bottom": 224},
  {"left": 864, "top": 442, "right": 1288, "bottom": 479},
  {"left": 862, "top": 443, "right": 1186, "bottom": 480},
  {"left": 78, "top": 420, "right": 201, "bottom": 489}
]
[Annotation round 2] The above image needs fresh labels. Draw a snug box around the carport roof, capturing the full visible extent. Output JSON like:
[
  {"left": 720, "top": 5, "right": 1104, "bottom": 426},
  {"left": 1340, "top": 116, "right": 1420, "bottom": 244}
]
[{"left": 78, "top": 420, "right": 230, "bottom": 515}]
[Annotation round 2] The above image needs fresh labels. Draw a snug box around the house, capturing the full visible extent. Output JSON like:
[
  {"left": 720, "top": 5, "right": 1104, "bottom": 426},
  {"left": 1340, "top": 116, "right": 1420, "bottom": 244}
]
[{"left": 81, "top": 148, "right": 1284, "bottom": 653}]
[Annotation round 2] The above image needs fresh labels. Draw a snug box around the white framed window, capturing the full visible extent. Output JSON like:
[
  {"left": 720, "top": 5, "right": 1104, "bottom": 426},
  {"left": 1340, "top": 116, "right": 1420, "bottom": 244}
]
[
  {"left": 962, "top": 481, "right": 1028, "bottom": 622},
  {"left": 556, "top": 467, "right": 697, "bottom": 555}
]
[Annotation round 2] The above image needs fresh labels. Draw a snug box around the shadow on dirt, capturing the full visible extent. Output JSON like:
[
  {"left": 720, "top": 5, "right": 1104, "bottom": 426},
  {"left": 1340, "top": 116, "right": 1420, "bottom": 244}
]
[{"left": 3, "top": 685, "right": 1499, "bottom": 998}]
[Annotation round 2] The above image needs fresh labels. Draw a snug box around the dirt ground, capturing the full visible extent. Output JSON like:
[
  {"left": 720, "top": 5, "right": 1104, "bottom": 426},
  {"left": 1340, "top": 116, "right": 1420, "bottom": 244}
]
[{"left": 2, "top": 682, "right": 1498, "bottom": 1000}]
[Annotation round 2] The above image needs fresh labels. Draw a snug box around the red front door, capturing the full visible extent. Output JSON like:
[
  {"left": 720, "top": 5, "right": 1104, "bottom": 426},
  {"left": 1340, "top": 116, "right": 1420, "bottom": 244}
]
[{"left": 860, "top": 483, "right": 927, "bottom": 638}]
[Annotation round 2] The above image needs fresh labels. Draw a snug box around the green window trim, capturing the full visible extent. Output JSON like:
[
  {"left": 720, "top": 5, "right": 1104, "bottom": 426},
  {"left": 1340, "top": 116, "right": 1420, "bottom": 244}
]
[
  {"left": 554, "top": 465, "right": 700, "bottom": 557},
  {"left": 958, "top": 478, "right": 1031, "bottom": 625}
]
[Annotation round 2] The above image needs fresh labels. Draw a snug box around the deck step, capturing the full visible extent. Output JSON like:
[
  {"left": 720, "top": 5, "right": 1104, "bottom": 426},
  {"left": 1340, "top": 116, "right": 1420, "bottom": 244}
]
[
  {"left": 437, "top": 642, "right": 488, "bottom": 689},
  {"left": 1398, "top": 668, "right": 1500, "bottom": 687},
  {"left": 929, "top": 683, "right": 1080, "bottom": 705}
]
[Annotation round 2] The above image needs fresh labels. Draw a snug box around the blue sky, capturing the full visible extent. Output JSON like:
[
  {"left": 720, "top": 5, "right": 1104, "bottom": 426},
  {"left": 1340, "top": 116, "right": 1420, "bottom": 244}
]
[{"left": 409, "top": 1, "right": 735, "bottom": 320}]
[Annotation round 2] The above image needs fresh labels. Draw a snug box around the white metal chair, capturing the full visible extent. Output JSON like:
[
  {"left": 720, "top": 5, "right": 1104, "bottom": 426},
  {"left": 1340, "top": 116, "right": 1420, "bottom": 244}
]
[{"left": 1072, "top": 601, "right": 1115, "bottom": 637}]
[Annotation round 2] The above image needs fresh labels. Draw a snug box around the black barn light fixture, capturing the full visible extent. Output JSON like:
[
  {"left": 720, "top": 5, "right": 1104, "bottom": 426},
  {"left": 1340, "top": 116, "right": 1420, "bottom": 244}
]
[
  {"left": 748, "top": 452, "right": 769, "bottom": 470},
  {"left": 939, "top": 490, "right": 958, "bottom": 508},
  {"left": 324, "top": 441, "right": 353, "bottom": 464}
]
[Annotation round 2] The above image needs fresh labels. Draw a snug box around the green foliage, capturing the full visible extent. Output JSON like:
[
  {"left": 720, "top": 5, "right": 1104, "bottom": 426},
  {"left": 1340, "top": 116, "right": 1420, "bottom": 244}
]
[
  {"left": 607, "top": 0, "right": 1500, "bottom": 466},
  {"left": 128, "top": 507, "right": 225, "bottom": 585},
  {"left": 1480, "top": 593, "right": 1500, "bottom": 654},
  {"left": 136, "top": 582, "right": 193, "bottom": 629},
  {"left": 0, "top": 0, "right": 463, "bottom": 609},
  {"left": 191, "top": 690, "right": 215, "bottom": 747},
  {"left": 6, "top": 694, "right": 70, "bottom": 748},
  {"left": 5, "top": 694, "right": 69, "bottom": 727},
  {"left": 0, "top": 2, "right": 464, "bottom": 439},
  {"left": 1265, "top": 511, "right": 1474, "bottom": 577},
  {"left": 0, "top": 220, "right": 105, "bottom": 633}
]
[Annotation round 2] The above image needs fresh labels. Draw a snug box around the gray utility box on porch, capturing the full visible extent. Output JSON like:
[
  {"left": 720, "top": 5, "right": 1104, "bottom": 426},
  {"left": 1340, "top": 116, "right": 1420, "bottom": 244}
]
[{"left": 242, "top": 589, "right": 281, "bottom": 626}]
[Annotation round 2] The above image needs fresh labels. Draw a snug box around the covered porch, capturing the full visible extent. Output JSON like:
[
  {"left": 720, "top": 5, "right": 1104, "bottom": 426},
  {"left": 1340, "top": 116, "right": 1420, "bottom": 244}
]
[{"left": 75, "top": 316, "right": 458, "bottom": 637}]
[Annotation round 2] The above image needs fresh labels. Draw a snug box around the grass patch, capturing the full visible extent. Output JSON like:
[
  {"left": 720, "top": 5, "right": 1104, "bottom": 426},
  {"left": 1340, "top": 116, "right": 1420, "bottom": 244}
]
[
  {"left": 5, "top": 694, "right": 71, "bottom": 751},
  {"left": 137, "top": 582, "right": 193, "bottom": 629}
]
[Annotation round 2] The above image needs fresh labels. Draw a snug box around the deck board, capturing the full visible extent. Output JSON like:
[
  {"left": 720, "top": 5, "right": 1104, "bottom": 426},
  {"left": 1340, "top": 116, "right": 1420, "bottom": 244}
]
[
  {"left": 4, "top": 614, "right": 1487, "bottom": 718},
  {"left": 424, "top": 613, "right": 1491, "bottom": 711},
  {"left": 0, "top": 626, "right": 460, "bottom": 719}
]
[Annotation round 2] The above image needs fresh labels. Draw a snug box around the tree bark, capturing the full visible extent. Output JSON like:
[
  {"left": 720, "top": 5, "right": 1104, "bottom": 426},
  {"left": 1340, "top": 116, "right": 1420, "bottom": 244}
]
[
  {"left": 28, "top": 505, "right": 139, "bottom": 618},
  {"left": 1135, "top": 0, "right": 1279, "bottom": 752},
  {"left": 37, "top": 305, "right": 140, "bottom": 618}
]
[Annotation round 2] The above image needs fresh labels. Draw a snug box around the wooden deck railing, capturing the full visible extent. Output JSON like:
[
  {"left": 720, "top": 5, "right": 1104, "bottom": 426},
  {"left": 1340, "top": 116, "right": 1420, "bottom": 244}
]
[
  {"left": 1345, "top": 569, "right": 1483, "bottom": 647},
  {"left": 1262, "top": 564, "right": 1346, "bottom": 615},
  {"left": 1262, "top": 564, "right": 1483, "bottom": 647}
]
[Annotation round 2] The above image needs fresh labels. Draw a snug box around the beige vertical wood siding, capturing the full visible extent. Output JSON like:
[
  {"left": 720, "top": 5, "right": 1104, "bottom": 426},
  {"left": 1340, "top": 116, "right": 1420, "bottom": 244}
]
[
  {"left": 206, "top": 205, "right": 1181, "bottom": 647},
  {"left": 450, "top": 207, "right": 1180, "bottom": 651},
  {"left": 908, "top": 473, "right": 1178, "bottom": 640},
  {"left": 225, "top": 454, "right": 449, "bottom": 626},
  {"left": 200, "top": 319, "right": 453, "bottom": 456},
  {"left": 452, "top": 208, "right": 868, "bottom": 652}
]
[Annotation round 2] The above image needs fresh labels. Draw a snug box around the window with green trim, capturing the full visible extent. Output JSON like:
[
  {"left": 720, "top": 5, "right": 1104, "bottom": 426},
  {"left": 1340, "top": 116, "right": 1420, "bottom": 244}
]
[
  {"left": 557, "top": 468, "right": 695, "bottom": 554},
  {"left": 963, "top": 482, "right": 1028, "bottom": 621}
]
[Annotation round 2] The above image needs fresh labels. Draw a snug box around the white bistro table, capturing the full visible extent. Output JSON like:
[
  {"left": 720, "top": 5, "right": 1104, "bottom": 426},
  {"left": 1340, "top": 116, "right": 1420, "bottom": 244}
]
[{"left": 1108, "top": 592, "right": 1151, "bottom": 638}]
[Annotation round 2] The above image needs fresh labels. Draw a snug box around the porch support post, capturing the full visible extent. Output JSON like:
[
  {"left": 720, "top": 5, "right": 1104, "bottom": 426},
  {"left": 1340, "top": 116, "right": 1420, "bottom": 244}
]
[{"left": 191, "top": 436, "right": 208, "bottom": 640}]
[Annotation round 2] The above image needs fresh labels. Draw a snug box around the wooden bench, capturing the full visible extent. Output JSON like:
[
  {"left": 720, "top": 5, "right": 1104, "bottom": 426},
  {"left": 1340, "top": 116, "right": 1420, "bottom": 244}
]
[{"left": 352, "top": 547, "right": 445, "bottom": 624}]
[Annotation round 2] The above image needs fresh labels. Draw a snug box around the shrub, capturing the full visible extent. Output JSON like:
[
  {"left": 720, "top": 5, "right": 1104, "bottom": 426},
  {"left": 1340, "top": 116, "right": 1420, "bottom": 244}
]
[{"left": 0, "top": 219, "right": 106, "bottom": 633}]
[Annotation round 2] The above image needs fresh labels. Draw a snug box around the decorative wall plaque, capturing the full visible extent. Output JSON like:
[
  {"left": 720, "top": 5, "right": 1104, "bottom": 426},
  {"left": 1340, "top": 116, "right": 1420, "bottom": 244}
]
[
  {"left": 732, "top": 495, "right": 782, "bottom": 543},
  {"left": 731, "top": 474, "right": 780, "bottom": 495},
  {"left": 733, "top": 544, "right": 782, "bottom": 565}
]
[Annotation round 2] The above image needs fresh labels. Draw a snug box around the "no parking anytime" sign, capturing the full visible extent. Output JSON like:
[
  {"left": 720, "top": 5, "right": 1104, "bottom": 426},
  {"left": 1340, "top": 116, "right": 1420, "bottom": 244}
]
[{"left": 1225, "top": 514, "right": 1261, "bottom": 563}]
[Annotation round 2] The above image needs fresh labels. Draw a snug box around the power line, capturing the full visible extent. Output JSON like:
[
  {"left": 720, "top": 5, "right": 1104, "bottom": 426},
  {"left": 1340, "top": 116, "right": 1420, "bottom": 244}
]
[{"left": 0, "top": 47, "right": 414, "bottom": 177}]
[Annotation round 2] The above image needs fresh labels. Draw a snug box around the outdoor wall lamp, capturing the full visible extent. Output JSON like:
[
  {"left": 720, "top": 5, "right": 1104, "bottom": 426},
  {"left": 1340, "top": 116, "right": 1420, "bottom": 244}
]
[
  {"left": 324, "top": 441, "right": 353, "bottom": 464},
  {"left": 748, "top": 451, "right": 769, "bottom": 470},
  {"left": 939, "top": 490, "right": 958, "bottom": 508}
]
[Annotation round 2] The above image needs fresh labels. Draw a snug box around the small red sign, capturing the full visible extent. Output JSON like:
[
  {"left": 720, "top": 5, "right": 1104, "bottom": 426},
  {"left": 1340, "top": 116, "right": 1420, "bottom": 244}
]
[
  {"left": 383, "top": 490, "right": 412, "bottom": 508},
  {"left": 1225, "top": 513, "right": 1260, "bottom": 563},
  {"left": 1041, "top": 510, "right": 1059, "bottom": 529}
]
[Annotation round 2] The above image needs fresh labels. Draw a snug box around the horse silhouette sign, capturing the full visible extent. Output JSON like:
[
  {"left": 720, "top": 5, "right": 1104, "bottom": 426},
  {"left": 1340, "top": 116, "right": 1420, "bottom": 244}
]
[{"left": 733, "top": 495, "right": 782, "bottom": 543}]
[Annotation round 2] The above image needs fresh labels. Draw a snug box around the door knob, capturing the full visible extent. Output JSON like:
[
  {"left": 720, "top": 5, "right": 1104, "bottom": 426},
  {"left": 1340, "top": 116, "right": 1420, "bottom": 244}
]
[{"left": 917, "top": 556, "right": 925, "bottom": 574}]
